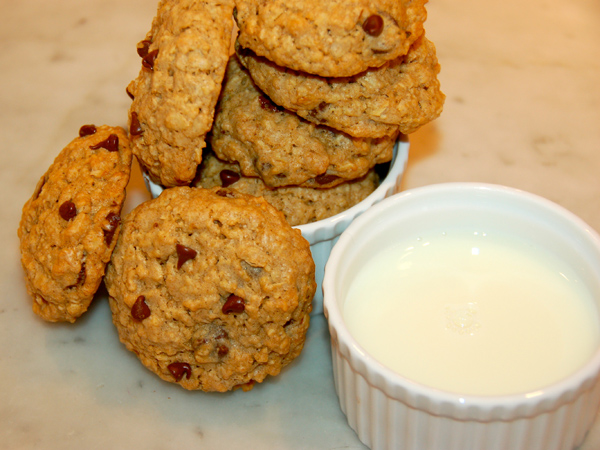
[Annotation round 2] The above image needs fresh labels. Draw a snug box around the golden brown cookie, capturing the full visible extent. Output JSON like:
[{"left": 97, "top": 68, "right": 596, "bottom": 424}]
[
  {"left": 209, "top": 56, "right": 397, "bottom": 189},
  {"left": 193, "top": 152, "right": 380, "bottom": 226},
  {"left": 105, "top": 186, "right": 315, "bottom": 392},
  {"left": 234, "top": 0, "right": 427, "bottom": 77},
  {"left": 237, "top": 35, "right": 445, "bottom": 138},
  {"left": 18, "top": 125, "right": 132, "bottom": 323},
  {"left": 127, "top": 0, "right": 235, "bottom": 187}
]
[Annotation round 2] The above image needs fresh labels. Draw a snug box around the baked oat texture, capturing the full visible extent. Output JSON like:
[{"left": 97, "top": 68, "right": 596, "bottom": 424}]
[
  {"left": 194, "top": 152, "right": 379, "bottom": 226},
  {"left": 105, "top": 186, "right": 316, "bottom": 392},
  {"left": 234, "top": 0, "right": 427, "bottom": 77},
  {"left": 209, "top": 56, "right": 397, "bottom": 189},
  {"left": 127, "top": 0, "right": 235, "bottom": 187},
  {"left": 238, "top": 35, "right": 445, "bottom": 138},
  {"left": 18, "top": 125, "right": 132, "bottom": 323}
]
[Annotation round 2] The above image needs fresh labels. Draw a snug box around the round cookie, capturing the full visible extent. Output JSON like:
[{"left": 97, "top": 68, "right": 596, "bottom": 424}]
[
  {"left": 209, "top": 56, "right": 397, "bottom": 189},
  {"left": 126, "top": 0, "right": 235, "bottom": 187},
  {"left": 234, "top": 0, "right": 427, "bottom": 77},
  {"left": 18, "top": 125, "right": 132, "bottom": 323},
  {"left": 194, "top": 152, "right": 379, "bottom": 226},
  {"left": 105, "top": 186, "right": 315, "bottom": 392},
  {"left": 237, "top": 35, "right": 445, "bottom": 138}
]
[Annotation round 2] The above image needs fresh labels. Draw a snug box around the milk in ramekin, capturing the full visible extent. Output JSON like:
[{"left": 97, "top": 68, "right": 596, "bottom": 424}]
[{"left": 323, "top": 183, "right": 600, "bottom": 450}]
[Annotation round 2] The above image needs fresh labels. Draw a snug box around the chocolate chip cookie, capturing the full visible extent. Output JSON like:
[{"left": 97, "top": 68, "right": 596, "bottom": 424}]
[
  {"left": 127, "top": 0, "right": 235, "bottom": 187},
  {"left": 194, "top": 152, "right": 379, "bottom": 226},
  {"left": 18, "top": 125, "right": 132, "bottom": 323},
  {"left": 209, "top": 56, "right": 397, "bottom": 189},
  {"left": 105, "top": 186, "right": 315, "bottom": 392},
  {"left": 238, "top": 35, "right": 445, "bottom": 138},
  {"left": 234, "top": 0, "right": 427, "bottom": 77}
]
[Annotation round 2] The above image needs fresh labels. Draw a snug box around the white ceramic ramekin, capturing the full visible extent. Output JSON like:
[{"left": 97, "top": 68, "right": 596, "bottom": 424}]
[
  {"left": 322, "top": 182, "right": 600, "bottom": 450},
  {"left": 142, "top": 137, "right": 409, "bottom": 315}
]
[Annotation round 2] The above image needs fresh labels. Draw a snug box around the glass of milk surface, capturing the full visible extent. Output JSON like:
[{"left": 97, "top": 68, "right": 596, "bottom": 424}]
[{"left": 323, "top": 182, "right": 600, "bottom": 450}]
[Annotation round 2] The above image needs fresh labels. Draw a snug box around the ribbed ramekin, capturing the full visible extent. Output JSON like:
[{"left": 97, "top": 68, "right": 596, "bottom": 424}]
[{"left": 323, "top": 183, "right": 600, "bottom": 450}]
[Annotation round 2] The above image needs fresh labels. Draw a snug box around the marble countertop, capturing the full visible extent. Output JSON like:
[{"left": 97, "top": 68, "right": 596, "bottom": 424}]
[{"left": 1, "top": 0, "right": 599, "bottom": 448}]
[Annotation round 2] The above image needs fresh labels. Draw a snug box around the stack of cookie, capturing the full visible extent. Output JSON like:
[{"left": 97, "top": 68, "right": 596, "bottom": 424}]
[
  {"left": 192, "top": 0, "right": 445, "bottom": 226},
  {"left": 128, "top": 0, "right": 444, "bottom": 227},
  {"left": 195, "top": 56, "right": 390, "bottom": 225}
]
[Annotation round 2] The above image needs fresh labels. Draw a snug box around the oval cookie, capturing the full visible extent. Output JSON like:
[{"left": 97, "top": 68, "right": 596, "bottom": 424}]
[
  {"left": 18, "top": 125, "right": 132, "bottom": 323},
  {"left": 105, "top": 186, "right": 315, "bottom": 392}
]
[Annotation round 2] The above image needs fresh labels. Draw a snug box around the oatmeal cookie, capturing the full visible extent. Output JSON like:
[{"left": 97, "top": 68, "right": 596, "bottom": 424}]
[
  {"left": 105, "top": 186, "right": 315, "bottom": 392},
  {"left": 18, "top": 125, "right": 132, "bottom": 323},
  {"left": 234, "top": 0, "right": 427, "bottom": 77},
  {"left": 127, "top": 0, "right": 235, "bottom": 187},
  {"left": 209, "top": 56, "right": 397, "bottom": 189},
  {"left": 194, "top": 152, "right": 379, "bottom": 226},
  {"left": 238, "top": 35, "right": 445, "bottom": 138}
]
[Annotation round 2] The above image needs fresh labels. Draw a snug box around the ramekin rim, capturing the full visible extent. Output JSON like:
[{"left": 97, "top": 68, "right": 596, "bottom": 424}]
[{"left": 323, "top": 181, "right": 600, "bottom": 418}]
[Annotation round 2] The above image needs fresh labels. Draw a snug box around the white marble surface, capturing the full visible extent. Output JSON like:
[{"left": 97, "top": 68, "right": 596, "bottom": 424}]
[{"left": 1, "top": 0, "right": 600, "bottom": 448}]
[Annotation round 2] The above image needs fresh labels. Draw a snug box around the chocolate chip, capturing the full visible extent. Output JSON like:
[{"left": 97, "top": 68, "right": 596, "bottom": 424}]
[
  {"left": 59, "top": 200, "right": 77, "bottom": 221},
  {"left": 136, "top": 39, "right": 151, "bottom": 58},
  {"left": 79, "top": 124, "right": 97, "bottom": 137},
  {"left": 372, "top": 48, "right": 390, "bottom": 55},
  {"left": 222, "top": 294, "right": 245, "bottom": 315},
  {"left": 309, "top": 101, "right": 328, "bottom": 118},
  {"left": 219, "top": 170, "right": 240, "bottom": 187},
  {"left": 129, "top": 112, "right": 143, "bottom": 136},
  {"left": 176, "top": 244, "right": 197, "bottom": 269},
  {"left": 103, "top": 212, "right": 120, "bottom": 245},
  {"left": 126, "top": 86, "right": 134, "bottom": 100},
  {"left": 142, "top": 49, "right": 159, "bottom": 71},
  {"left": 90, "top": 134, "right": 119, "bottom": 152},
  {"left": 258, "top": 94, "right": 282, "bottom": 113},
  {"left": 315, "top": 173, "right": 340, "bottom": 185},
  {"left": 168, "top": 362, "right": 192, "bottom": 381},
  {"left": 362, "top": 14, "right": 384, "bottom": 37},
  {"left": 68, "top": 263, "right": 86, "bottom": 289},
  {"left": 217, "top": 344, "right": 229, "bottom": 357},
  {"left": 131, "top": 295, "right": 151, "bottom": 321}
]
